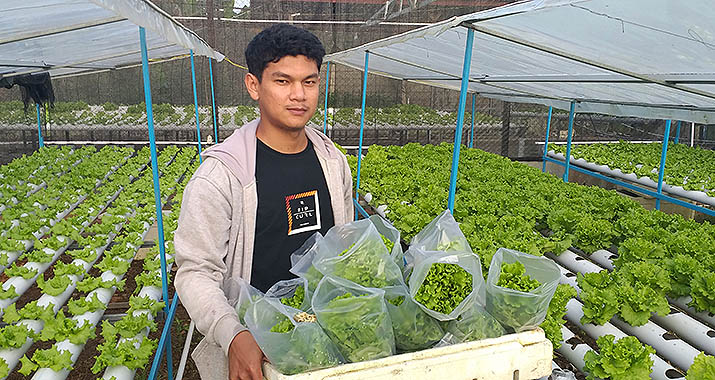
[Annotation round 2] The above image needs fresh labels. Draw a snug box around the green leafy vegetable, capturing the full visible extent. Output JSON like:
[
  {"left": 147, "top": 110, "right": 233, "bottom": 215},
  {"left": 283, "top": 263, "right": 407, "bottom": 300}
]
[
  {"left": 414, "top": 263, "right": 472, "bottom": 315},
  {"left": 68, "top": 293, "right": 107, "bottom": 316},
  {"left": 686, "top": 352, "right": 715, "bottom": 380},
  {"left": 317, "top": 293, "right": 393, "bottom": 362},
  {"left": 5, "top": 262, "right": 38, "bottom": 279},
  {"left": 583, "top": 335, "right": 654, "bottom": 380},
  {"left": 270, "top": 316, "right": 295, "bottom": 333},
  {"left": 279, "top": 286, "right": 305, "bottom": 309},
  {"left": 37, "top": 274, "right": 73, "bottom": 296}
]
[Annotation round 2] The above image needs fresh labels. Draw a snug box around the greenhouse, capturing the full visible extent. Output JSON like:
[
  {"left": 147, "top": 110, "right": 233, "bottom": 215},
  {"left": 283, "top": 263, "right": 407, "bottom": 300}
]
[{"left": 1, "top": 0, "right": 714, "bottom": 379}]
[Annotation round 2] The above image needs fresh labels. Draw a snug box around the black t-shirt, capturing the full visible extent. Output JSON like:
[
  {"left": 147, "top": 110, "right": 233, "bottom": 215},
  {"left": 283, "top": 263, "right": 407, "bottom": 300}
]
[{"left": 251, "top": 138, "right": 335, "bottom": 292}]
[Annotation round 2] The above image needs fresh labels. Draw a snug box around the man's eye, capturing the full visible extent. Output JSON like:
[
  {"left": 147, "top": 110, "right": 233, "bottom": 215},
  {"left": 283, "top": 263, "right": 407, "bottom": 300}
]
[
  {"left": 305, "top": 80, "right": 316, "bottom": 85},
  {"left": 276, "top": 79, "right": 288, "bottom": 84}
]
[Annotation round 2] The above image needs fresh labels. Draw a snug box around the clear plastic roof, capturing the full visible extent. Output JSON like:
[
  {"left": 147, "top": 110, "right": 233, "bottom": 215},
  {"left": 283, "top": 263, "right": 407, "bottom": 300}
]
[
  {"left": 1, "top": 0, "right": 223, "bottom": 80},
  {"left": 326, "top": 0, "right": 715, "bottom": 123}
]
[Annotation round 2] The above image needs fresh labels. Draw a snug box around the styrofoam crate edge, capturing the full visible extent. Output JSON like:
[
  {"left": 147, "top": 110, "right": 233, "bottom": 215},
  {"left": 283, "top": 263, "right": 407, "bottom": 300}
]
[{"left": 264, "top": 328, "right": 552, "bottom": 380}]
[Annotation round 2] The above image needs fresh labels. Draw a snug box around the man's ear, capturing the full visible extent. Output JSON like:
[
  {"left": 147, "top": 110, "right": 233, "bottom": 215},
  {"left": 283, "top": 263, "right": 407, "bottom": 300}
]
[{"left": 244, "top": 73, "right": 260, "bottom": 101}]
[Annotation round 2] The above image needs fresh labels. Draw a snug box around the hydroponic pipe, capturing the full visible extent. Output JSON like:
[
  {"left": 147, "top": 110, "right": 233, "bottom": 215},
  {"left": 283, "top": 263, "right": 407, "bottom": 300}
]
[
  {"left": 447, "top": 27, "right": 474, "bottom": 213},
  {"left": 550, "top": 250, "right": 703, "bottom": 371},
  {"left": 544, "top": 154, "right": 715, "bottom": 215},
  {"left": 174, "top": 320, "right": 195, "bottom": 380},
  {"left": 323, "top": 61, "right": 331, "bottom": 135},
  {"left": 355, "top": 51, "right": 369, "bottom": 220},
  {"left": 587, "top": 251, "right": 715, "bottom": 352},
  {"left": 555, "top": 264, "right": 684, "bottom": 379},
  {"left": 102, "top": 257, "right": 176, "bottom": 380},
  {"left": 32, "top": 219, "right": 153, "bottom": 380},
  {"left": 2, "top": 217, "right": 131, "bottom": 379}
]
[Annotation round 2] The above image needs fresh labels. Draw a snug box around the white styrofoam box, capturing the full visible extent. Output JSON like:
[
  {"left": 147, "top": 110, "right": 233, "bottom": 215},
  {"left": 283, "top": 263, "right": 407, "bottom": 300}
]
[{"left": 264, "top": 329, "right": 552, "bottom": 380}]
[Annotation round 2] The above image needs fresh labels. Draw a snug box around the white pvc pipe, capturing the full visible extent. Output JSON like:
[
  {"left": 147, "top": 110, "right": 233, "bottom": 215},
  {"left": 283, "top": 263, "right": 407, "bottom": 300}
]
[
  {"left": 547, "top": 151, "right": 714, "bottom": 206},
  {"left": 550, "top": 254, "right": 701, "bottom": 372},
  {"left": 174, "top": 320, "right": 195, "bottom": 380},
  {"left": 690, "top": 122, "right": 695, "bottom": 147}
]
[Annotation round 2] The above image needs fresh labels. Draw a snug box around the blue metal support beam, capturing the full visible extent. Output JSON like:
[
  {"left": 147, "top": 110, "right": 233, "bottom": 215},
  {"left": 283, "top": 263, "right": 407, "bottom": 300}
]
[
  {"left": 542, "top": 106, "right": 553, "bottom": 172},
  {"left": 544, "top": 156, "right": 714, "bottom": 217},
  {"left": 148, "top": 293, "right": 180, "bottom": 380},
  {"left": 656, "top": 120, "right": 672, "bottom": 210},
  {"left": 209, "top": 58, "right": 218, "bottom": 144},
  {"left": 353, "top": 198, "right": 370, "bottom": 219},
  {"left": 190, "top": 50, "right": 203, "bottom": 163},
  {"left": 355, "top": 52, "right": 369, "bottom": 220},
  {"left": 323, "top": 61, "right": 331, "bottom": 135},
  {"left": 36, "top": 103, "right": 44, "bottom": 148},
  {"left": 674, "top": 120, "right": 681, "bottom": 144},
  {"left": 469, "top": 94, "right": 476, "bottom": 148},
  {"left": 563, "top": 101, "right": 576, "bottom": 182},
  {"left": 447, "top": 28, "right": 475, "bottom": 213},
  {"left": 139, "top": 26, "right": 173, "bottom": 380}
]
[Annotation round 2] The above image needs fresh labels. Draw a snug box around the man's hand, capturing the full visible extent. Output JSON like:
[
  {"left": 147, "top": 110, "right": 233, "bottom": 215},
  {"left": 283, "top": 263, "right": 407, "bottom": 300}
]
[{"left": 228, "top": 330, "right": 266, "bottom": 380}]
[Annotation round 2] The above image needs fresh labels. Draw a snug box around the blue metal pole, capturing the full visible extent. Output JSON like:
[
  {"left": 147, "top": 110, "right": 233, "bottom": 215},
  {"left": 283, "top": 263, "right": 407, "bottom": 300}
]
[
  {"left": 323, "top": 61, "right": 331, "bottom": 135},
  {"left": 139, "top": 26, "right": 173, "bottom": 380},
  {"left": 674, "top": 120, "right": 681, "bottom": 144},
  {"left": 209, "top": 58, "right": 218, "bottom": 144},
  {"left": 563, "top": 101, "right": 576, "bottom": 182},
  {"left": 656, "top": 120, "right": 672, "bottom": 210},
  {"left": 355, "top": 53, "right": 369, "bottom": 221},
  {"left": 542, "top": 106, "right": 553, "bottom": 172},
  {"left": 469, "top": 94, "right": 476, "bottom": 148},
  {"left": 190, "top": 50, "right": 203, "bottom": 163},
  {"left": 148, "top": 293, "right": 179, "bottom": 380},
  {"left": 36, "top": 103, "right": 44, "bottom": 148},
  {"left": 447, "top": 28, "right": 474, "bottom": 213}
]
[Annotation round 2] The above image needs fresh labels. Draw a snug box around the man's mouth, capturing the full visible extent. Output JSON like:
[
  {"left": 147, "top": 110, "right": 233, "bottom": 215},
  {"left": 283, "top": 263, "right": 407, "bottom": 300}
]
[{"left": 287, "top": 107, "right": 308, "bottom": 116}]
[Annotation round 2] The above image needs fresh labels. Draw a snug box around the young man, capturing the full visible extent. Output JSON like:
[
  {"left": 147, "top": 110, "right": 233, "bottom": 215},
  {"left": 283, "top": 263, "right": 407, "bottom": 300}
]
[{"left": 174, "top": 24, "right": 353, "bottom": 380}]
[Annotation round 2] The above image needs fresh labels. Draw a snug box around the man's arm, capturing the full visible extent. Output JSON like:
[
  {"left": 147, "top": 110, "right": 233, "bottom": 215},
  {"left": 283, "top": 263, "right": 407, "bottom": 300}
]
[{"left": 174, "top": 171, "right": 245, "bottom": 354}]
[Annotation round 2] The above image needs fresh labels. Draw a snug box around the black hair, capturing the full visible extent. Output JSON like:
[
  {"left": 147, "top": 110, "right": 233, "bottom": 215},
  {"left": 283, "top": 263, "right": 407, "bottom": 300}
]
[{"left": 245, "top": 24, "right": 326, "bottom": 81}]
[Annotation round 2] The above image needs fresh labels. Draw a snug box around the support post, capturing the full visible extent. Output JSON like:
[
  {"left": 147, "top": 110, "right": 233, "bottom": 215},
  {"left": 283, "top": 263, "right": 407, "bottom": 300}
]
[
  {"left": 690, "top": 122, "right": 695, "bottom": 147},
  {"left": 139, "top": 26, "right": 173, "bottom": 379},
  {"left": 36, "top": 103, "right": 44, "bottom": 148},
  {"left": 674, "top": 120, "right": 681, "bottom": 144},
  {"left": 190, "top": 50, "right": 203, "bottom": 163},
  {"left": 656, "top": 120, "right": 672, "bottom": 210},
  {"left": 447, "top": 28, "right": 474, "bottom": 213},
  {"left": 323, "top": 61, "right": 331, "bottom": 135},
  {"left": 355, "top": 52, "right": 369, "bottom": 220},
  {"left": 542, "top": 106, "right": 553, "bottom": 172},
  {"left": 209, "top": 58, "right": 218, "bottom": 143},
  {"left": 563, "top": 101, "right": 576, "bottom": 182},
  {"left": 469, "top": 94, "right": 476, "bottom": 148}
]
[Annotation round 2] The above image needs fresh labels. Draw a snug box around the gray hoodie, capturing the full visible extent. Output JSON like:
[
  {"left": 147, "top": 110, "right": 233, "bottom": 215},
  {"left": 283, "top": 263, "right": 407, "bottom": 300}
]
[{"left": 174, "top": 119, "right": 354, "bottom": 379}]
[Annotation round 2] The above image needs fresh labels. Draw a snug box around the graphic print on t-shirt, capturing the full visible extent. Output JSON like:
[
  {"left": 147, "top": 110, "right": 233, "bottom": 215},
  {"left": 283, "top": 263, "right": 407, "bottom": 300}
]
[{"left": 285, "top": 190, "right": 322, "bottom": 235}]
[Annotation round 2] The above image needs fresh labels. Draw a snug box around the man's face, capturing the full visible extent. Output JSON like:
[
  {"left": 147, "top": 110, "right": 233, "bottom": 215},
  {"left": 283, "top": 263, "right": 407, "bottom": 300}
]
[{"left": 245, "top": 55, "right": 320, "bottom": 131}]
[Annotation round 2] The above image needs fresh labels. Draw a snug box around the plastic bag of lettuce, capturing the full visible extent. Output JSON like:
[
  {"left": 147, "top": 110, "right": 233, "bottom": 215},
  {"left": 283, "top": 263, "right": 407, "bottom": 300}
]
[
  {"left": 313, "top": 220, "right": 404, "bottom": 289},
  {"left": 245, "top": 297, "right": 343, "bottom": 375},
  {"left": 266, "top": 277, "right": 312, "bottom": 312},
  {"left": 313, "top": 275, "right": 395, "bottom": 363},
  {"left": 486, "top": 248, "right": 560, "bottom": 331},
  {"left": 289, "top": 232, "right": 325, "bottom": 292},
  {"left": 383, "top": 285, "right": 444, "bottom": 352}
]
